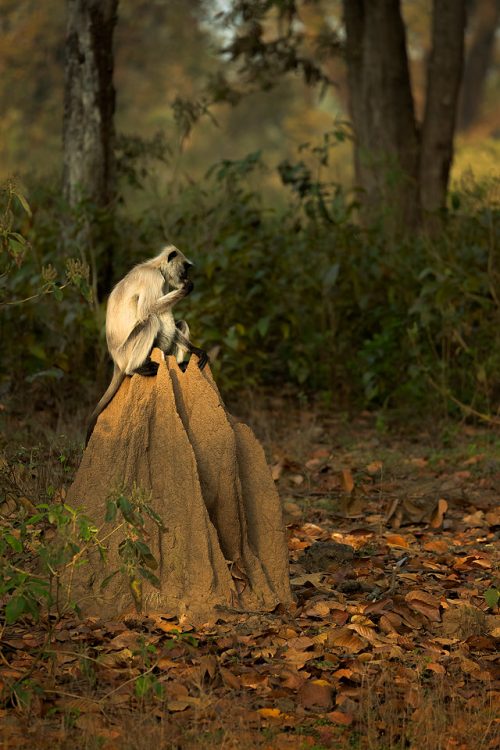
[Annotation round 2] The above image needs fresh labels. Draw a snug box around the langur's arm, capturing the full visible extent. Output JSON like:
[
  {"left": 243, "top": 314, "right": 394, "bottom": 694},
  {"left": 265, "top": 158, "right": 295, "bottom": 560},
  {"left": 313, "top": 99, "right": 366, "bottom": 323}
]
[
  {"left": 154, "top": 281, "right": 193, "bottom": 314},
  {"left": 119, "top": 282, "right": 192, "bottom": 371},
  {"left": 135, "top": 281, "right": 191, "bottom": 322}
]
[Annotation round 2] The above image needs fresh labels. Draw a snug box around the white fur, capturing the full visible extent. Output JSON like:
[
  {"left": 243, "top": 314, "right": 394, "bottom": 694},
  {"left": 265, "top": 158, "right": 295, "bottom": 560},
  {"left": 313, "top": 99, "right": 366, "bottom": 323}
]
[
  {"left": 106, "top": 245, "right": 191, "bottom": 373},
  {"left": 85, "top": 245, "right": 193, "bottom": 445}
]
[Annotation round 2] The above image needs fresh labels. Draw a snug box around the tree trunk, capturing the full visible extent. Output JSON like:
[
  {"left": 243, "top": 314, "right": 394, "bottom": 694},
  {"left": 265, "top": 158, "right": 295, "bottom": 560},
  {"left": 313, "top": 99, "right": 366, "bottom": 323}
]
[
  {"left": 63, "top": 0, "right": 117, "bottom": 209},
  {"left": 420, "top": 0, "right": 466, "bottom": 217},
  {"left": 459, "top": 0, "right": 500, "bottom": 131},
  {"left": 343, "top": 0, "right": 420, "bottom": 231}
]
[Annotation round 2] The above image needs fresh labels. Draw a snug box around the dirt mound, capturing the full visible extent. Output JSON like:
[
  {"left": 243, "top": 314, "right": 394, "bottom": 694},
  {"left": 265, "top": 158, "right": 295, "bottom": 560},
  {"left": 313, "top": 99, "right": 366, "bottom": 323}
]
[{"left": 65, "top": 349, "right": 291, "bottom": 623}]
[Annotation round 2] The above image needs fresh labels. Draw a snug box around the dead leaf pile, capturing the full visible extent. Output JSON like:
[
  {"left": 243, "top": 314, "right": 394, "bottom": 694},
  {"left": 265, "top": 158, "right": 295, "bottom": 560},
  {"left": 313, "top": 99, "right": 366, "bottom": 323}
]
[{"left": 1, "top": 416, "right": 499, "bottom": 748}]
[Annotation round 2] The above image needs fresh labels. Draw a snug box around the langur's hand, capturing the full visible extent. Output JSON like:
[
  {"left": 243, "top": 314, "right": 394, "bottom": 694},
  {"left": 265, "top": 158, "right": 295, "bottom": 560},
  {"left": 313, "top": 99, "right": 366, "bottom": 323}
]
[{"left": 183, "top": 279, "right": 194, "bottom": 295}]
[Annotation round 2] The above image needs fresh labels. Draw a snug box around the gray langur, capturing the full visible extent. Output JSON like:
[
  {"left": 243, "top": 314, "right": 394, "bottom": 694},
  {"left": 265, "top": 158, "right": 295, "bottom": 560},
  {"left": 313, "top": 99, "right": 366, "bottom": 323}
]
[{"left": 85, "top": 245, "right": 208, "bottom": 445}]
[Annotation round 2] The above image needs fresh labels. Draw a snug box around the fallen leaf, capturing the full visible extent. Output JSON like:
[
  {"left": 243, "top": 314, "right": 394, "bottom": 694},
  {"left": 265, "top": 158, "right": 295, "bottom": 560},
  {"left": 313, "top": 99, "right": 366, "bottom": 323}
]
[
  {"left": 288, "top": 538, "right": 310, "bottom": 551},
  {"left": 56, "top": 697, "right": 100, "bottom": 713},
  {"left": 107, "top": 631, "right": 142, "bottom": 651},
  {"left": 283, "top": 649, "right": 316, "bottom": 668},
  {"left": 341, "top": 468, "right": 354, "bottom": 493},
  {"left": 347, "top": 623, "right": 378, "bottom": 642},
  {"left": 463, "top": 511, "right": 486, "bottom": 528},
  {"left": 240, "top": 672, "right": 269, "bottom": 690},
  {"left": 304, "top": 601, "right": 330, "bottom": 618},
  {"left": 423, "top": 539, "right": 449, "bottom": 553},
  {"left": 280, "top": 669, "right": 305, "bottom": 690},
  {"left": 309, "top": 448, "right": 331, "bottom": 460},
  {"left": 366, "top": 461, "right": 383, "bottom": 475},
  {"left": 259, "top": 707, "right": 281, "bottom": 719},
  {"left": 332, "top": 668, "right": 353, "bottom": 681},
  {"left": 75, "top": 715, "right": 105, "bottom": 732},
  {"left": 425, "top": 662, "right": 445, "bottom": 675},
  {"left": 199, "top": 655, "right": 217, "bottom": 680},
  {"left": 405, "top": 590, "right": 441, "bottom": 622},
  {"left": 379, "top": 614, "right": 399, "bottom": 634},
  {"left": 283, "top": 501, "right": 302, "bottom": 518},
  {"left": 219, "top": 667, "right": 241, "bottom": 689},
  {"left": 298, "top": 679, "right": 334, "bottom": 709},
  {"left": 327, "top": 628, "right": 366, "bottom": 653},
  {"left": 287, "top": 636, "right": 315, "bottom": 650},
  {"left": 463, "top": 454, "right": 485, "bottom": 466},
  {"left": 157, "top": 657, "right": 177, "bottom": 670},
  {"left": 271, "top": 462, "right": 284, "bottom": 481},
  {"left": 430, "top": 498, "right": 448, "bottom": 529},
  {"left": 386, "top": 534, "right": 410, "bottom": 548},
  {"left": 326, "top": 710, "right": 354, "bottom": 726},
  {"left": 290, "top": 573, "right": 330, "bottom": 589}
]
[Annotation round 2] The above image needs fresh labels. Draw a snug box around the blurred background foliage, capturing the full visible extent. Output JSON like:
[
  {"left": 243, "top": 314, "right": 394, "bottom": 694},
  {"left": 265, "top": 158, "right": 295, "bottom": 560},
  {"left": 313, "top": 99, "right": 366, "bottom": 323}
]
[{"left": 0, "top": 0, "right": 499, "bottom": 434}]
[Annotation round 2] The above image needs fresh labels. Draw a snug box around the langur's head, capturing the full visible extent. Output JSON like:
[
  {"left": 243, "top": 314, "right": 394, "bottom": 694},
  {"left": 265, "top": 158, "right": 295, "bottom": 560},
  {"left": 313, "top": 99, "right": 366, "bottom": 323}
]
[{"left": 161, "top": 245, "right": 193, "bottom": 289}]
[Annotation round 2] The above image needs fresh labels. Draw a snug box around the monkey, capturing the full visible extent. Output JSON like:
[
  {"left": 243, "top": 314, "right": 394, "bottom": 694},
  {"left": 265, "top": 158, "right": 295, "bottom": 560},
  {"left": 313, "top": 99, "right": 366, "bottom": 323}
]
[{"left": 85, "top": 245, "right": 208, "bottom": 445}]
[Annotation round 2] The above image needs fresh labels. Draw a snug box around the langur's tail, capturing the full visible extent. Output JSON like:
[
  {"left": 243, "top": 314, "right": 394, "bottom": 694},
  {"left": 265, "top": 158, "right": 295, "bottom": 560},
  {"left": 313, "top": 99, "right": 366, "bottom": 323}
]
[{"left": 85, "top": 367, "right": 126, "bottom": 447}]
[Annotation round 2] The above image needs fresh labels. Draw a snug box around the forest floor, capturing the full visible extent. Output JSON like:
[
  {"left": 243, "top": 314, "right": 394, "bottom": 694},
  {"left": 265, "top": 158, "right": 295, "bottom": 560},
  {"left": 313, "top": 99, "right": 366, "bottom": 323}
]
[{"left": 0, "top": 404, "right": 499, "bottom": 750}]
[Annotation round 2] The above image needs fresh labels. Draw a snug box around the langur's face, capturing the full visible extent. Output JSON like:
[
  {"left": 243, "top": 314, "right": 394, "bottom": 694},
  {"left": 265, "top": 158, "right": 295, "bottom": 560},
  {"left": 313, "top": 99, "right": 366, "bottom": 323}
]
[{"left": 164, "top": 246, "right": 193, "bottom": 289}]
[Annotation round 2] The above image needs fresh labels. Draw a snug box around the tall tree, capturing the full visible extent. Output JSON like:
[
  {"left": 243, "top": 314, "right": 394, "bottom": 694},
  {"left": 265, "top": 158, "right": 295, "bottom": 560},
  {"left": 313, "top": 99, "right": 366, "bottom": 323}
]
[
  {"left": 216, "top": 0, "right": 467, "bottom": 231},
  {"left": 343, "top": 0, "right": 466, "bottom": 230},
  {"left": 459, "top": 0, "right": 500, "bottom": 131},
  {"left": 63, "top": 0, "right": 118, "bottom": 209}
]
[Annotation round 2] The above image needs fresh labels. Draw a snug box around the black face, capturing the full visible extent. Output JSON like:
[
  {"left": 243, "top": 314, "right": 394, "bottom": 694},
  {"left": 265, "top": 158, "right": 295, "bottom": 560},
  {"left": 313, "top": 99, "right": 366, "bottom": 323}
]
[{"left": 181, "top": 260, "right": 192, "bottom": 280}]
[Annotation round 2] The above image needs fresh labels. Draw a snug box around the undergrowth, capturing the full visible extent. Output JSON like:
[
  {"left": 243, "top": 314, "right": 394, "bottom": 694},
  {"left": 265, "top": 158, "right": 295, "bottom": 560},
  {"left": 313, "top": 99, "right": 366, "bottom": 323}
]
[{"left": 1, "top": 141, "right": 499, "bottom": 423}]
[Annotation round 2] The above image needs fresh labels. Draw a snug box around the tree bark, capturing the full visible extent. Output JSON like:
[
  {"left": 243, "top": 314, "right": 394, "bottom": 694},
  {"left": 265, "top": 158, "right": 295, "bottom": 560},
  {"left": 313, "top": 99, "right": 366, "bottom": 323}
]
[
  {"left": 420, "top": 0, "right": 466, "bottom": 216},
  {"left": 63, "top": 0, "right": 117, "bottom": 208},
  {"left": 343, "top": 0, "right": 420, "bottom": 230},
  {"left": 459, "top": 0, "right": 500, "bottom": 131}
]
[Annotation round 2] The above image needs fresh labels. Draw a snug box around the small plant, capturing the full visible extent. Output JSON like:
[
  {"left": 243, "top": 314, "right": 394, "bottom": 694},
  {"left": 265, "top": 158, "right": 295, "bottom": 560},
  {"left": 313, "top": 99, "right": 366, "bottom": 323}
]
[
  {"left": 103, "top": 486, "right": 165, "bottom": 612},
  {"left": 0, "top": 180, "right": 31, "bottom": 268},
  {"left": 134, "top": 639, "right": 164, "bottom": 700},
  {"left": 0, "top": 501, "right": 101, "bottom": 624}
]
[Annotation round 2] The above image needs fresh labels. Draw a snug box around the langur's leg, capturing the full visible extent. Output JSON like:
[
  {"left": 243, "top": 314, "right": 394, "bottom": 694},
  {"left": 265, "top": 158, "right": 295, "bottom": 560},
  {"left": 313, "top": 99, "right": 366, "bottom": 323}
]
[
  {"left": 133, "top": 358, "right": 158, "bottom": 376},
  {"left": 173, "top": 320, "right": 190, "bottom": 365},
  {"left": 174, "top": 325, "right": 209, "bottom": 371},
  {"left": 121, "top": 317, "right": 160, "bottom": 376}
]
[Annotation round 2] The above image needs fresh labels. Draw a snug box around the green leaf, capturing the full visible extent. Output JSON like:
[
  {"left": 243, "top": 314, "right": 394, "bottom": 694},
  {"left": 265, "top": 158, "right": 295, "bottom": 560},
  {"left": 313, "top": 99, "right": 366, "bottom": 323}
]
[
  {"left": 8, "top": 236, "right": 25, "bottom": 252},
  {"left": 134, "top": 541, "right": 158, "bottom": 569},
  {"left": 324, "top": 262, "right": 340, "bottom": 289},
  {"left": 105, "top": 499, "right": 117, "bottom": 522},
  {"left": 143, "top": 503, "right": 165, "bottom": 530},
  {"left": 9, "top": 232, "right": 27, "bottom": 245},
  {"left": 129, "top": 576, "right": 143, "bottom": 611},
  {"left": 14, "top": 191, "right": 32, "bottom": 217},
  {"left": 118, "top": 495, "right": 133, "bottom": 516},
  {"left": 5, "top": 595, "right": 27, "bottom": 624},
  {"left": 135, "top": 674, "right": 152, "bottom": 698},
  {"left": 100, "top": 570, "right": 119, "bottom": 591},
  {"left": 5, "top": 534, "right": 23, "bottom": 553},
  {"left": 484, "top": 588, "right": 499, "bottom": 609},
  {"left": 138, "top": 566, "right": 160, "bottom": 588},
  {"left": 256, "top": 316, "right": 271, "bottom": 337},
  {"left": 117, "top": 495, "right": 142, "bottom": 526}
]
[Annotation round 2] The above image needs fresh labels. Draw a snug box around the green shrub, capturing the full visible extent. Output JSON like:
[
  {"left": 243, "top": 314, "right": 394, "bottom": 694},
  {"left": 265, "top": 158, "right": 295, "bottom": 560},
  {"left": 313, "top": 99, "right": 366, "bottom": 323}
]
[{"left": 1, "top": 144, "right": 499, "bottom": 418}]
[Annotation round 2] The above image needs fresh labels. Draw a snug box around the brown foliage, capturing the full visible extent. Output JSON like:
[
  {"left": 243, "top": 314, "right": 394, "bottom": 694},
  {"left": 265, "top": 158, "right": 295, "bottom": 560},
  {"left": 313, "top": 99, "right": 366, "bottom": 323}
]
[{"left": 1, "top": 408, "right": 499, "bottom": 749}]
